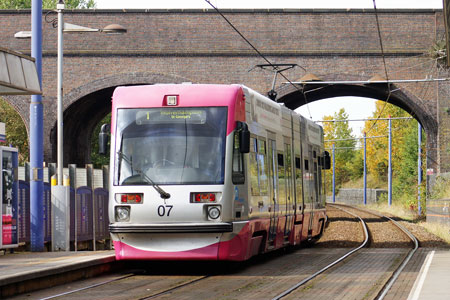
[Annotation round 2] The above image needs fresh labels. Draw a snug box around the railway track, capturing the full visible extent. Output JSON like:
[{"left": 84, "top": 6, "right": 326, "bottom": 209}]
[
  {"left": 12, "top": 204, "right": 420, "bottom": 300},
  {"left": 272, "top": 203, "right": 419, "bottom": 300}
]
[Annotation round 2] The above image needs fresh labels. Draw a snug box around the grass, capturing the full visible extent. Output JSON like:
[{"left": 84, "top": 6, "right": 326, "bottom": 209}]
[
  {"left": 429, "top": 175, "right": 450, "bottom": 200},
  {"left": 365, "top": 202, "right": 419, "bottom": 222},
  {"left": 421, "top": 222, "right": 450, "bottom": 244}
]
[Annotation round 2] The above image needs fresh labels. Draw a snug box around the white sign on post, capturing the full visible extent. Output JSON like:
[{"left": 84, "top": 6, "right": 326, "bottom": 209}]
[{"left": 0, "top": 122, "right": 5, "bottom": 142}]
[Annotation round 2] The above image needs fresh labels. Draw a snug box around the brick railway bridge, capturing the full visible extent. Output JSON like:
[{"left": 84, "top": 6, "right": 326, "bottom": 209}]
[{"left": 1, "top": 8, "right": 449, "bottom": 174}]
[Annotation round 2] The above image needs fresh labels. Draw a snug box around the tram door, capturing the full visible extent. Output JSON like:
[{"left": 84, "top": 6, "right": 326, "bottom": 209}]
[
  {"left": 267, "top": 136, "right": 278, "bottom": 245},
  {"left": 312, "top": 148, "right": 321, "bottom": 209},
  {"left": 283, "top": 142, "right": 293, "bottom": 237},
  {"left": 306, "top": 145, "right": 317, "bottom": 235},
  {"left": 307, "top": 146, "right": 321, "bottom": 234}
]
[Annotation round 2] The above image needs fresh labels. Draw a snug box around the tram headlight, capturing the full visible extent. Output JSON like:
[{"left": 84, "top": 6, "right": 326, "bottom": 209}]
[
  {"left": 115, "top": 206, "right": 130, "bottom": 222},
  {"left": 207, "top": 206, "right": 221, "bottom": 220}
]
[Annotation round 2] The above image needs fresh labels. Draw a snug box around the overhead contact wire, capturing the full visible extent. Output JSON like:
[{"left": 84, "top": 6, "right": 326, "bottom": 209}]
[
  {"left": 365, "top": 0, "right": 392, "bottom": 137},
  {"left": 204, "top": 0, "right": 313, "bottom": 119}
]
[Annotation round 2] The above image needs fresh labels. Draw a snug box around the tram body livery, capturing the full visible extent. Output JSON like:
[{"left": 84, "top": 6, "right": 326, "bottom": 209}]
[{"left": 104, "top": 84, "right": 329, "bottom": 261}]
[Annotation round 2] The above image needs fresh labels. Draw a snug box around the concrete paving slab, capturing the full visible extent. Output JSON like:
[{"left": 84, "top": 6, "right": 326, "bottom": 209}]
[{"left": 408, "top": 250, "right": 450, "bottom": 300}]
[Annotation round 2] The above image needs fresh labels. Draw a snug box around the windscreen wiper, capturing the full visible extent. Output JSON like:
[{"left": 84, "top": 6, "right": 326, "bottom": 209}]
[{"left": 117, "top": 151, "right": 171, "bottom": 199}]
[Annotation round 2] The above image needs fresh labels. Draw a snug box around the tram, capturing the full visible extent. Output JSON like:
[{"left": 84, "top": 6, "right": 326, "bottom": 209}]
[{"left": 100, "top": 84, "right": 330, "bottom": 261}]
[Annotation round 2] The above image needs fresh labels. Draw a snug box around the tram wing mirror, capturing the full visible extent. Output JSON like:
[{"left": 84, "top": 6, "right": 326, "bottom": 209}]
[
  {"left": 323, "top": 151, "right": 331, "bottom": 170},
  {"left": 237, "top": 121, "right": 250, "bottom": 153},
  {"left": 99, "top": 123, "right": 111, "bottom": 155}
]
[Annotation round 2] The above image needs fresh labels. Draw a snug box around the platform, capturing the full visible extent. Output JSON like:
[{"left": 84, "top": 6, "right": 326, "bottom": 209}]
[
  {"left": 407, "top": 249, "right": 450, "bottom": 300},
  {"left": 0, "top": 250, "right": 116, "bottom": 298}
]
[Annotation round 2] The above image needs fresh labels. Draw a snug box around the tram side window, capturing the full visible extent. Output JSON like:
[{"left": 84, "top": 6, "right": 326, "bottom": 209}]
[
  {"left": 258, "top": 139, "right": 268, "bottom": 195},
  {"left": 232, "top": 131, "right": 245, "bottom": 184},
  {"left": 250, "top": 138, "right": 259, "bottom": 195},
  {"left": 249, "top": 138, "right": 269, "bottom": 195},
  {"left": 295, "top": 156, "right": 303, "bottom": 203},
  {"left": 278, "top": 153, "right": 286, "bottom": 208}
]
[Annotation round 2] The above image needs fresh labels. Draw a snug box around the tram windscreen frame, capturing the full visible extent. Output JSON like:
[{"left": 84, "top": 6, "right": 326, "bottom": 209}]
[{"left": 114, "top": 107, "right": 228, "bottom": 186}]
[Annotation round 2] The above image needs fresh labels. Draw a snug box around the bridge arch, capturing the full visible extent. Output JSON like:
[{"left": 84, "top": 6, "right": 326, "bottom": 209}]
[
  {"left": 276, "top": 81, "right": 438, "bottom": 170},
  {"left": 53, "top": 72, "right": 193, "bottom": 166}
]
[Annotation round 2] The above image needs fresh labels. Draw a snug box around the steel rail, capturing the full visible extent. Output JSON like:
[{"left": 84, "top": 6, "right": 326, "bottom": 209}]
[
  {"left": 332, "top": 203, "right": 419, "bottom": 300},
  {"left": 369, "top": 211, "right": 419, "bottom": 300},
  {"left": 39, "top": 273, "right": 136, "bottom": 300},
  {"left": 140, "top": 275, "right": 210, "bottom": 300},
  {"left": 38, "top": 273, "right": 210, "bottom": 300},
  {"left": 271, "top": 204, "right": 369, "bottom": 300}
]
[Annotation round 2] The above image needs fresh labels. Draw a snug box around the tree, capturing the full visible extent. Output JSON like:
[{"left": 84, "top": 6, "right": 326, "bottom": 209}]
[
  {"left": 0, "top": 0, "right": 95, "bottom": 9},
  {"left": 362, "top": 101, "right": 411, "bottom": 183},
  {"left": 0, "top": 98, "right": 29, "bottom": 164},
  {"left": 323, "top": 108, "right": 356, "bottom": 191},
  {"left": 361, "top": 100, "right": 423, "bottom": 209},
  {"left": 90, "top": 113, "right": 110, "bottom": 168}
]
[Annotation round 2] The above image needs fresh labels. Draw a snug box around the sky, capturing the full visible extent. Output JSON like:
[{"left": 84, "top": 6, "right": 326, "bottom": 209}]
[{"left": 94, "top": 0, "right": 443, "bottom": 136}]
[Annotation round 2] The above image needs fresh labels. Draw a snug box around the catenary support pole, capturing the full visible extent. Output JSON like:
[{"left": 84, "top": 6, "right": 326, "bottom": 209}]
[
  {"left": 388, "top": 116, "right": 392, "bottom": 206},
  {"left": 332, "top": 143, "right": 336, "bottom": 203},
  {"left": 418, "top": 123, "right": 422, "bottom": 215},
  {"left": 363, "top": 132, "right": 367, "bottom": 205},
  {"left": 30, "top": 0, "right": 44, "bottom": 252}
]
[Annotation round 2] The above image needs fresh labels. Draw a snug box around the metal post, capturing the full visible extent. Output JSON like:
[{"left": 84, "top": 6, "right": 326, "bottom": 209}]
[
  {"left": 48, "top": 163, "right": 56, "bottom": 183},
  {"left": 68, "top": 164, "right": 76, "bottom": 251},
  {"left": 30, "top": 0, "right": 44, "bottom": 252},
  {"left": 102, "top": 165, "right": 109, "bottom": 190},
  {"left": 332, "top": 143, "right": 336, "bottom": 203},
  {"left": 388, "top": 116, "right": 392, "bottom": 206},
  {"left": 68, "top": 164, "right": 76, "bottom": 190},
  {"left": 86, "top": 164, "right": 93, "bottom": 189},
  {"left": 86, "top": 164, "right": 95, "bottom": 250},
  {"left": 418, "top": 123, "right": 422, "bottom": 215},
  {"left": 25, "top": 162, "right": 30, "bottom": 182},
  {"left": 51, "top": 0, "right": 71, "bottom": 252},
  {"left": 363, "top": 132, "right": 367, "bottom": 205},
  {"left": 57, "top": 1, "right": 64, "bottom": 185}
]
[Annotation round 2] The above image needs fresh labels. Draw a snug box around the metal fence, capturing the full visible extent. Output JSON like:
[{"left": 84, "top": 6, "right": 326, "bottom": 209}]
[
  {"left": 327, "top": 188, "right": 387, "bottom": 205},
  {"left": 17, "top": 165, "right": 110, "bottom": 249},
  {"left": 427, "top": 199, "right": 450, "bottom": 226},
  {"left": 426, "top": 173, "right": 450, "bottom": 226}
]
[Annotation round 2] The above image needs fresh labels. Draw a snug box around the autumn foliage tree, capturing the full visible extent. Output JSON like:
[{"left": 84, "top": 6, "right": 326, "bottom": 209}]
[
  {"left": 0, "top": 98, "right": 29, "bottom": 164},
  {"left": 322, "top": 108, "right": 356, "bottom": 192},
  {"left": 362, "top": 100, "right": 422, "bottom": 207}
]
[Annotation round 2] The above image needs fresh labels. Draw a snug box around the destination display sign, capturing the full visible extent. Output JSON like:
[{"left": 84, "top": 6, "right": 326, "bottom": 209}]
[{"left": 136, "top": 109, "right": 207, "bottom": 125}]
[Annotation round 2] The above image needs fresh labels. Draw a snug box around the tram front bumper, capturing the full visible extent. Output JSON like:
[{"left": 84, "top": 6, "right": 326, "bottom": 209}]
[{"left": 109, "top": 222, "right": 233, "bottom": 233}]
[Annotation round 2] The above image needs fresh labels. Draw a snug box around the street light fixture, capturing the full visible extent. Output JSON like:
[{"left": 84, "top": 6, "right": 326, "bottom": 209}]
[{"left": 14, "top": 23, "right": 127, "bottom": 38}]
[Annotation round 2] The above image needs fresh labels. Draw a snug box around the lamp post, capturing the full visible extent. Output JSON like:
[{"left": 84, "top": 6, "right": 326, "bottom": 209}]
[{"left": 51, "top": 0, "right": 126, "bottom": 251}]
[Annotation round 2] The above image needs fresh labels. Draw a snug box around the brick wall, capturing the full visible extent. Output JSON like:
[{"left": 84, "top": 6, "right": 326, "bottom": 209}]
[{"left": 0, "top": 9, "right": 448, "bottom": 173}]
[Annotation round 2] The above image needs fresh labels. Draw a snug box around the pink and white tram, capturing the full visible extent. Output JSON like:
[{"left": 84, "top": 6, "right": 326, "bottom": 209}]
[{"left": 102, "top": 84, "right": 330, "bottom": 261}]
